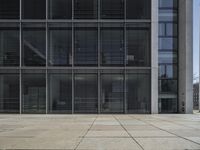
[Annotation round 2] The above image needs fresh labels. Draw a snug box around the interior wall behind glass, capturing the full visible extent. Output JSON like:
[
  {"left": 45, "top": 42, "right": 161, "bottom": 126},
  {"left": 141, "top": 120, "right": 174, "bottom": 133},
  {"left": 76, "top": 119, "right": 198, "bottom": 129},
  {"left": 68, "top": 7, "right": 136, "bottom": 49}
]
[
  {"left": 48, "top": 73, "right": 72, "bottom": 113},
  {"left": 74, "top": 23, "right": 98, "bottom": 66},
  {"left": 48, "top": 0, "right": 72, "bottom": 19},
  {"left": 101, "top": 74, "right": 124, "bottom": 113},
  {"left": 126, "top": 73, "right": 151, "bottom": 113},
  {"left": 48, "top": 23, "right": 72, "bottom": 66},
  {"left": 0, "top": 74, "right": 19, "bottom": 113},
  {"left": 22, "top": 23, "right": 46, "bottom": 66},
  {"left": 22, "top": 73, "right": 46, "bottom": 114},
  {"left": 0, "top": 23, "right": 19, "bottom": 66},
  {"left": 74, "top": 74, "right": 98, "bottom": 113},
  {"left": 100, "top": 23, "right": 124, "bottom": 66}
]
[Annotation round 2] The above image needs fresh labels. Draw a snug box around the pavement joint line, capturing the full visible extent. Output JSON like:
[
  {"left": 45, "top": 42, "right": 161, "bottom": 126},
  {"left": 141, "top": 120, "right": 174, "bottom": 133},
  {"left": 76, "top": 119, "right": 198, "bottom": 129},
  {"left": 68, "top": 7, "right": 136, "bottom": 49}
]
[
  {"left": 129, "top": 115, "right": 200, "bottom": 146},
  {"left": 74, "top": 116, "right": 98, "bottom": 150},
  {"left": 113, "top": 115, "right": 144, "bottom": 150},
  {"left": 150, "top": 115, "right": 200, "bottom": 130}
]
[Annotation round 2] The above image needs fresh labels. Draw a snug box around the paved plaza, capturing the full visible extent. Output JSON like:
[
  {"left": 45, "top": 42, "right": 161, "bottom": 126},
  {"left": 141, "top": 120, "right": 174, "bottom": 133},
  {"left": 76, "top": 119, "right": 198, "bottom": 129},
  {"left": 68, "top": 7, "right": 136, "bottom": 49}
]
[{"left": 0, "top": 114, "right": 200, "bottom": 150}]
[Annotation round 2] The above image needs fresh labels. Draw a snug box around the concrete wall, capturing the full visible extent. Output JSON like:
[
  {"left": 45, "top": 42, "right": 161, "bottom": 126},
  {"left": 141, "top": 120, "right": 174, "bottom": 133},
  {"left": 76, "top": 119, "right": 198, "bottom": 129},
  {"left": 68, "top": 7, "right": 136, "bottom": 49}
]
[
  {"left": 179, "top": 0, "right": 193, "bottom": 114},
  {"left": 151, "top": 0, "right": 159, "bottom": 114}
]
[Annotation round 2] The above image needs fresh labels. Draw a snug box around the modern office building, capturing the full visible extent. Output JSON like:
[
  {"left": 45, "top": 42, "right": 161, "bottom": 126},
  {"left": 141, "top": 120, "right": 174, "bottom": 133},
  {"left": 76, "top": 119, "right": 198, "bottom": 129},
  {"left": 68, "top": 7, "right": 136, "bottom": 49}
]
[
  {"left": 193, "top": 83, "right": 199, "bottom": 110},
  {"left": 0, "top": 0, "right": 193, "bottom": 114}
]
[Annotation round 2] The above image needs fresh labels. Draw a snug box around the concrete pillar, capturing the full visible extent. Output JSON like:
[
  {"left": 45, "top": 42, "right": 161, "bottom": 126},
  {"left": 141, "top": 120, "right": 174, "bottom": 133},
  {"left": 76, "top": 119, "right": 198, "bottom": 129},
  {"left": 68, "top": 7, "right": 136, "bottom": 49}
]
[
  {"left": 179, "top": 0, "right": 193, "bottom": 114},
  {"left": 151, "top": 0, "right": 159, "bottom": 114}
]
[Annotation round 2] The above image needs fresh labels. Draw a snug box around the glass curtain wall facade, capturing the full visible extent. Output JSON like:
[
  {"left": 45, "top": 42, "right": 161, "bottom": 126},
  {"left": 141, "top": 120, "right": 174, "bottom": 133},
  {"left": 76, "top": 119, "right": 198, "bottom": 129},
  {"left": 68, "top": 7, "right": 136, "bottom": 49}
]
[
  {"left": 0, "top": 0, "right": 152, "bottom": 114},
  {"left": 158, "top": 0, "right": 178, "bottom": 113}
]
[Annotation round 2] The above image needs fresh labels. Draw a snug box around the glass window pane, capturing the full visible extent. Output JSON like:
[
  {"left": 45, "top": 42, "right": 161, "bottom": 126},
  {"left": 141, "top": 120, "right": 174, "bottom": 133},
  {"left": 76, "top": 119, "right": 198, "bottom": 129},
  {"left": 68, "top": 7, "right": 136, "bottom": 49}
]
[
  {"left": 159, "top": 23, "right": 165, "bottom": 36},
  {"left": 74, "top": 74, "right": 98, "bottom": 113},
  {"left": 159, "top": 64, "right": 177, "bottom": 79},
  {"left": 126, "top": 0, "right": 151, "bottom": 19},
  {"left": 159, "top": 52, "right": 177, "bottom": 64},
  {"left": 159, "top": 9, "right": 177, "bottom": 22},
  {"left": 48, "top": 73, "right": 72, "bottom": 113},
  {"left": 126, "top": 23, "right": 150, "bottom": 66},
  {"left": 101, "top": 74, "right": 124, "bottom": 113},
  {"left": 22, "top": 73, "right": 46, "bottom": 114},
  {"left": 0, "top": 0, "right": 19, "bottom": 19},
  {"left": 74, "top": 23, "right": 98, "bottom": 66},
  {"left": 101, "top": 23, "right": 124, "bottom": 66},
  {"left": 159, "top": 0, "right": 178, "bottom": 9},
  {"left": 101, "top": 0, "right": 124, "bottom": 19},
  {"left": 126, "top": 73, "right": 150, "bottom": 113},
  {"left": 48, "top": 0, "right": 72, "bottom": 19},
  {"left": 159, "top": 79, "right": 177, "bottom": 94},
  {"left": 159, "top": 37, "right": 177, "bottom": 50},
  {"left": 22, "top": 23, "right": 46, "bottom": 66},
  {"left": 48, "top": 23, "right": 72, "bottom": 66},
  {"left": 159, "top": 98, "right": 177, "bottom": 113},
  {"left": 0, "top": 74, "right": 19, "bottom": 113},
  {"left": 22, "top": 0, "right": 46, "bottom": 19},
  {"left": 0, "top": 23, "right": 19, "bottom": 66},
  {"left": 166, "top": 23, "right": 177, "bottom": 36},
  {"left": 74, "top": 0, "right": 97, "bottom": 19}
]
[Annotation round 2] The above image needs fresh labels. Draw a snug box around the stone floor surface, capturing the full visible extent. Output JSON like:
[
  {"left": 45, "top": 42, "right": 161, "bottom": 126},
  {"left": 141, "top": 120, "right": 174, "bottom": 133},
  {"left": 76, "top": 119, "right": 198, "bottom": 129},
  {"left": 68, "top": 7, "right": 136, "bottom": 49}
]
[{"left": 0, "top": 114, "right": 200, "bottom": 150}]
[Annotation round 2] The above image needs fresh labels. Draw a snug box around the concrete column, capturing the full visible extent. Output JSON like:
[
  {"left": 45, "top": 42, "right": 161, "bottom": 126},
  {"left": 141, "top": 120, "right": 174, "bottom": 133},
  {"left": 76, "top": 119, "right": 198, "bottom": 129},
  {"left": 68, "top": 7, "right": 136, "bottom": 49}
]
[
  {"left": 179, "top": 0, "right": 193, "bottom": 114},
  {"left": 151, "top": 0, "right": 159, "bottom": 114}
]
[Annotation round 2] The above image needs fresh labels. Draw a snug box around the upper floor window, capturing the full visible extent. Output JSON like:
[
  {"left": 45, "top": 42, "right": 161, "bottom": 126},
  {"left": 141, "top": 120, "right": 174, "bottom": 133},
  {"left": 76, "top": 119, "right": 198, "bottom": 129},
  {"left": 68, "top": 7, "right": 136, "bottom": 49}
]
[{"left": 0, "top": 0, "right": 19, "bottom": 19}]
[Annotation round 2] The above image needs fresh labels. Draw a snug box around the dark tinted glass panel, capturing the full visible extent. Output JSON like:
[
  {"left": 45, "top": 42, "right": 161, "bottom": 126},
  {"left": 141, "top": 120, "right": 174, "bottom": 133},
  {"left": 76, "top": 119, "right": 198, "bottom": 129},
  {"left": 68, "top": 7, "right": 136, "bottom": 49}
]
[
  {"left": 48, "top": 0, "right": 72, "bottom": 19},
  {"left": 48, "top": 23, "right": 72, "bottom": 66},
  {"left": 159, "top": 98, "right": 177, "bottom": 113},
  {"left": 159, "top": 0, "right": 177, "bottom": 8},
  {"left": 49, "top": 73, "right": 72, "bottom": 113},
  {"left": 74, "top": 0, "right": 97, "bottom": 19},
  {"left": 159, "top": 37, "right": 177, "bottom": 50},
  {"left": 0, "top": 23, "right": 19, "bottom": 66},
  {"left": 74, "top": 23, "right": 98, "bottom": 66},
  {"left": 159, "top": 64, "right": 177, "bottom": 79},
  {"left": 159, "top": 79, "right": 177, "bottom": 93},
  {"left": 0, "top": 74, "right": 19, "bottom": 113},
  {"left": 126, "top": 73, "right": 150, "bottom": 113},
  {"left": 22, "top": 73, "right": 46, "bottom": 113},
  {"left": 101, "top": 23, "right": 124, "bottom": 66},
  {"left": 101, "top": 0, "right": 124, "bottom": 19},
  {"left": 101, "top": 74, "right": 124, "bottom": 113},
  {"left": 0, "top": 0, "right": 19, "bottom": 19},
  {"left": 159, "top": 10, "right": 177, "bottom": 22},
  {"left": 22, "top": 23, "right": 46, "bottom": 66},
  {"left": 126, "top": 0, "right": 151, "bottom": 19},
  {"left": 74, "top": 74, "right": 98, "bottom": 113},
  {"left": 126, "top": 23, "right": 150, "bottom": 66},
  {"left": 22, "top": 0, "right": 46, "bottom": 19}
]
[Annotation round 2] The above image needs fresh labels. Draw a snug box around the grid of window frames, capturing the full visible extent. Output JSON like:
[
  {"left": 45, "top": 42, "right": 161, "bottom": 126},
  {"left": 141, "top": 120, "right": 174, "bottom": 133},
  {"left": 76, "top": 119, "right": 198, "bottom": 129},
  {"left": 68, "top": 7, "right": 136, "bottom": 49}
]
[
  {"left": 0, "top": 0, "right": 151, "bottom": 114},
  {"left": 158, "top": 0, "right": 178, "bottom": 113}
]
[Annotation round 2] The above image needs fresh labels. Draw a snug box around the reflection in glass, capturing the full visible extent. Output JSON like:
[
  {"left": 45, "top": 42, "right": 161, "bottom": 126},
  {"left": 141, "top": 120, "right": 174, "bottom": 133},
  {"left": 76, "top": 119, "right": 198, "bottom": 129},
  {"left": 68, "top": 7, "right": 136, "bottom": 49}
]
[
  {"left": 159, "top": 9, "right": 177, "bottom": 22},
  {"left": 159, "top": 79, "right": 177, "bottom": 94},
  {"left": 49, "top": 73, "right": 72, "bottom": 113},
  {"left": 22, "top": 0, "right": 46, "bottom": 19},
  {"left": 159, "top": 37, "right": 177, "bottom": 50},
  {"left": 22, "top": 73, "right": 46, "bottom": 113},
  {"left": 159, "top": 64, "right": 177, "bottom": 79},
  {"left": 126, "top": 0, "right": 151, "bottom": 19},
  {"left": 0, "top": 24, "right": 19, "bottom": 66},
  {"left": 101, "top": 0, "right": 124, "bottom": 19},
  {"left": 74, "top": 23, "right": 98, "bottom": 66},
  {"left": 126, "top": 73, "right": 150, "bottom": 113},
  {"left": 159, "top": 98, "right": 177, "bottom": 113},
  {"left": 159, "top": 52, "right": 177, "bottom": 64},
  {"left": 48, "top": 0, "right": 72, "bottom": 19},
  {"left": 48, "top": 23, "right": 72, "bottom": 66},
  {"left": 0, "top": 74, "right": 19, "bottom": 113},
  {"left": 101, "top": 23, "right": 124, "bottom": 66},
  {"left": 74, "top": 74, "right": 98, "bottom": 113},
  {"left": 22, "top": 23, "right": 46, "bottom": 66},
  {"left": 74, "top": 0, "right": 97, "bottom": 19},
  {"left": 0, "top": 0, "right": 19, "bottom": 19},
  {"left": 126, "top": 23, "right": 150, "bottom": 66},
  {"left": 159, "top": 0, "right": 177, "bottom": 9},
  {"left": 101, "top": 74, "right": 124, "bottom": 113}
]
